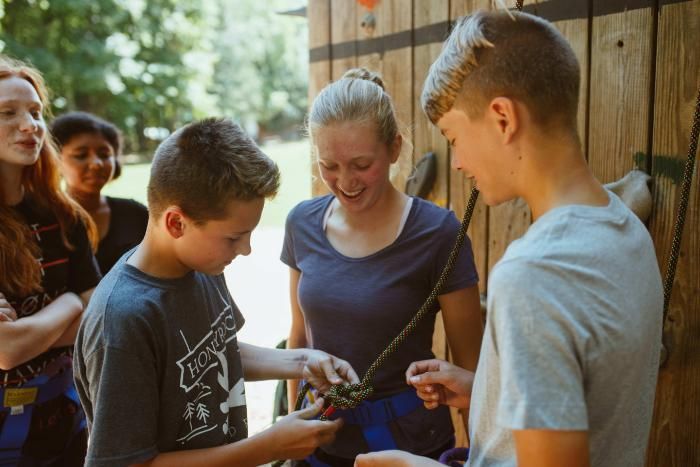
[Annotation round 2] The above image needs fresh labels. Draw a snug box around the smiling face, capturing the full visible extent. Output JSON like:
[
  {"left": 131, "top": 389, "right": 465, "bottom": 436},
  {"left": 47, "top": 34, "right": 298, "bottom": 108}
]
[
  {"left": 314, "top": 121, "right": 399, "bottom": 213},
  {"left": 172, "top": 197, "right": 264, "bottom": 276},
  {"left": 60, "top": 132, "right": 117, "bottom": 195},
  {"left": 438, "top": 107, "right": 517, "bottom": 206},
  {"left": 0, "top": 76, "right": 46, "bottom": 169}
]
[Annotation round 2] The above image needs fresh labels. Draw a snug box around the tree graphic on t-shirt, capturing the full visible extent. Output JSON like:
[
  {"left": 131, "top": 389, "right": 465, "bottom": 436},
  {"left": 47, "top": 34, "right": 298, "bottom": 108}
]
[{"left": 182, "top": 383, "right": 212, "bottom": 432}]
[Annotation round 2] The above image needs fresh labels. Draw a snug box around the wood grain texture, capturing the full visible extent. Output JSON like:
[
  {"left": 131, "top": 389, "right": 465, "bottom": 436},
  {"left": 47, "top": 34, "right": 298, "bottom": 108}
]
[
  {"left": 413, "top": 0, "right": 449, "bottom": 209},
  {"left": 381, "top": 0, "right": 414, "bottom": 190},
  {"left": 331, "top": 0, "right": 357, "bottom": 80},
  {"left": 588, "top": 3, "right": 654, "bottom": 183},
  {"left": 646, "top": 1, "right": 700, "bottom": 465},
  {"left": 449, "top": 0, "right": 491, "bottom": 291},
  {"left": 309, "top": 0, "right": 332, "bottom": 197}
]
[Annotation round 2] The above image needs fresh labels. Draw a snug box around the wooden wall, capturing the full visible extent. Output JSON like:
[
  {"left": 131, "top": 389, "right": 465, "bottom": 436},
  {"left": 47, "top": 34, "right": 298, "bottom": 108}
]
[{"left": 307, "top": 0, "right": 700, "bottom": 463}]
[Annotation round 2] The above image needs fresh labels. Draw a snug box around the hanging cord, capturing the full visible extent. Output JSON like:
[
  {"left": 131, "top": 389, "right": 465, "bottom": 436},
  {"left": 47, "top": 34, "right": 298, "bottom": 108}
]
[
  {"left": 297, "top": 188, "right": 480, "bottom": 415},
  {"left": 660, "top": 87, "right": 700, "bottom": 366}
]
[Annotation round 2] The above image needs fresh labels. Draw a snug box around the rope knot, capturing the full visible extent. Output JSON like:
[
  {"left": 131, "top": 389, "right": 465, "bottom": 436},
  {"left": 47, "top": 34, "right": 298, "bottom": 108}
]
[{"left": 323, "top": 382, "right": 374, "bottom": 410}]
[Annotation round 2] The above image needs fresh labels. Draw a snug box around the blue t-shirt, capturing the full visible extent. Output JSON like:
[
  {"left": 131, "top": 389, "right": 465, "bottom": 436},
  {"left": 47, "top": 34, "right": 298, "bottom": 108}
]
[{"left": 282, "top": 195, "right": 479, "bottom": 457}]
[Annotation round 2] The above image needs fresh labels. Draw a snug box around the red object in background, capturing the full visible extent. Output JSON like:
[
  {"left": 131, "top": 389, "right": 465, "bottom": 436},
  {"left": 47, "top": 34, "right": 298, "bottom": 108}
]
[{"left": 357, "top": 0, "right": 379, "bottom": 10}]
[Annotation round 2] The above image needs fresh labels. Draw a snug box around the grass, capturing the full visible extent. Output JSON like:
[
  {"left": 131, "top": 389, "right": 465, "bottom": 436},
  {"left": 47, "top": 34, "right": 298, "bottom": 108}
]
[{"left": 102, "top": 139, "right": 312, "bottom": 228}]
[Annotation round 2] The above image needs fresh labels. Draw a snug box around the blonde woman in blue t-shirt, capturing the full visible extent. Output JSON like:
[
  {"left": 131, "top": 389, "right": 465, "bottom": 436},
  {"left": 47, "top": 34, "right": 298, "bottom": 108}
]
[{"left": 282, "top": 68, "right": 483, "bottom": 467}]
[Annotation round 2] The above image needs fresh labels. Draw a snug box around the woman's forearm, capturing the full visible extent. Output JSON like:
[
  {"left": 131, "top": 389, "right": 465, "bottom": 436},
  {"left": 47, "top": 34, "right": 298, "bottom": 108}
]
[{"left": 0, "top": 292, "right": 83, "bottom": 369}]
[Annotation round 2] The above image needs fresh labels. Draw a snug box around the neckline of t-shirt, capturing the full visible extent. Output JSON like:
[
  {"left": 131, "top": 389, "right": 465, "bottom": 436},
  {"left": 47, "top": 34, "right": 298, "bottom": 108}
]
[
  {"left": 530, "top": 189, "right": 627, "bottom": 229},
  {"left": 120, "top": 249, "right": 197, "bottom": 288},
  {"left": 318, "top": 195, "right": 419, "bottom": 262}
]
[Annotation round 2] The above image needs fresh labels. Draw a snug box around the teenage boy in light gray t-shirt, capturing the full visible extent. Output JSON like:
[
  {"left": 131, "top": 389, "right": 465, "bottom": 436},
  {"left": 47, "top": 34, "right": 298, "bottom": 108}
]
[{"left": 355, "top": 10, "right": 663, "bottom": 467}]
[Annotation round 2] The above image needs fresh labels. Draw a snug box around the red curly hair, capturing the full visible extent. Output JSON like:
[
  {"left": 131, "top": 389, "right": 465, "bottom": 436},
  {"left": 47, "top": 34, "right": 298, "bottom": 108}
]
[{"left": 0, "top": 55, "right": 97, "bottom": 298}]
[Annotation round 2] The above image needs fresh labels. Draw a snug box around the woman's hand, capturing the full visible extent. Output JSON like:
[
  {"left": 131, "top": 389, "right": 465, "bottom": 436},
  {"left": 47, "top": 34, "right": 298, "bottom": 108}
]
[
  {"left": 0, "top": 293, "right": 18, "bottom": 322},
  {"left": 406, "top": 359, "right": 474, "bottom": 410}
]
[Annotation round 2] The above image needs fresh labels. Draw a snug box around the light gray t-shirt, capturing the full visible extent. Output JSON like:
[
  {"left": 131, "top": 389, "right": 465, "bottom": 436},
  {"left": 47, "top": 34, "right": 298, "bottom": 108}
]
[{"left": 468, "top": 191, "right": 663, "bottom": 467}]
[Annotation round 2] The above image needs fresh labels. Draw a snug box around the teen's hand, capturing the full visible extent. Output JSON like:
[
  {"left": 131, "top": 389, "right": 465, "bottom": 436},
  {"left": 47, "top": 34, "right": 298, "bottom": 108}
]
[
  {"left": 302, "top": 349, "right": 360, "bottom": 393},
  {"left": 268, "top": 398, "right": 343, "bottom": 460},
  {"left": 355, "top": 450, "right": 442, "bottom": 467},
  {"left": 406, "top": 359, "right": 474, "bottom": 410},
  {"left": 0, "top": 293, "right": 17, "bottom": 322}
]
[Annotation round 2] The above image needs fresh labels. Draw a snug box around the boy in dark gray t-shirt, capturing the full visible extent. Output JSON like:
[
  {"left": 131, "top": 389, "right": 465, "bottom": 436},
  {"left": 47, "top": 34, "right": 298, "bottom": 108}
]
[
  {"left": 74, "top": 118, "right": 359, "bottom": 467},
  {"left": 356, "top": 10, "right": 662, "bottom": 467}
]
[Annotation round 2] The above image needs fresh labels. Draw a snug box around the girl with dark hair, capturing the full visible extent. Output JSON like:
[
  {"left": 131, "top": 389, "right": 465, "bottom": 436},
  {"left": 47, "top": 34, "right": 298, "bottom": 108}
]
[
  {"left": 0, "top": 55, "right": 101, "bottom": 465},
  {"left": 52, "top": 111, "right": 148, "bottom": 274}
]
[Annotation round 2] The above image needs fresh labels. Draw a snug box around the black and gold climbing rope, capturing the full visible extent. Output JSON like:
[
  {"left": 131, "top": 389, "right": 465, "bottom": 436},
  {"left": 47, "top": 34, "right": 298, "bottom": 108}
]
[{"left": 660, "top": 86, "right": 700, "bottom": 366}]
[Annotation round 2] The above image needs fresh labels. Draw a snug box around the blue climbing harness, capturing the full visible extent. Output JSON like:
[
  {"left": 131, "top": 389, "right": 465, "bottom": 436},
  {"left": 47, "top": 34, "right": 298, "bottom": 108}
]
[
  {"left": 306, "top": 388, "right": 424, "bottom": 467},
  {"left": 0, "top": 358, "right": 85, "bottom": 466}
]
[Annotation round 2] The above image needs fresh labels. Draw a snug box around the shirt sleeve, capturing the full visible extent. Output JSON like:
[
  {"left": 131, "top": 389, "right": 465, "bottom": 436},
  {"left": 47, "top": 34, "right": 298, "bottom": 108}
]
[
  {"left": 81, "top": 345, "right": 160, "bottom": 466},
  {"left": 489, "top": 261, "right": 588, "bottom": 431},
  {"left": 280, "top": 205, "right": 299, "bottom": 270},
  {"left": 434, "top": 211, "right": 479, "bottom": 294},
  {"left": 67, "top": 219, "right": 102, "bottom": 294}
]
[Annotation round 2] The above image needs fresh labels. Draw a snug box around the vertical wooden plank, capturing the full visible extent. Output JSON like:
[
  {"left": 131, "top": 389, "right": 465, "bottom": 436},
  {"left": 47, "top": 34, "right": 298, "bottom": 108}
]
[
  {"left": 330, "top": 0, "right": 357, "bottom": 80},
  {"left": 447, "top": 0, "right": 492, "bottom": 449},
  {"left": 414, "top": 0, "right": 449, "bottom": 209},
  {"left": 449, "top": 0, "right": 491, "bottom": 291},
  {"left": 548, "top": 2, "right": 590, "bottom": 157},
  {"left": 588, "top": 1, "right": 654, "bottom": 183},
  {"left": 646, "top": 1, "right": 700, "bottom": 465},
  {"left": 356, "top": 2, "right": 383, "bottom": 72},
  {"left": 309, "top": 0, "right": 332, "bottom": 197},
  {"left": 381, "top": 0, "right": 414, "bottom": 190}
]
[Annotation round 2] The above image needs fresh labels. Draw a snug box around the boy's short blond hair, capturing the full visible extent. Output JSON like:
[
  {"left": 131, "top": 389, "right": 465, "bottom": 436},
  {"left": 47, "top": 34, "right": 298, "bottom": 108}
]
[
  {"left": 422, "top": 10, "right": 580, "bottom": 132},
  {"left": 147, "top": 118, "right": 280, "bottom": 222}
]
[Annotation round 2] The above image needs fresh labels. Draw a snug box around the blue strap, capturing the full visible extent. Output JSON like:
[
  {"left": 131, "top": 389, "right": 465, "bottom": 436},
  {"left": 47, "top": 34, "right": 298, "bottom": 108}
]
[
  {"left": 330, "top": 389, "right": 423, "bottom": 451},
  {"left": 0, "top": 367, "right": 78, "bottom": 463},
  {"left": 305, "top": 452, "right": 333, "bottom": 467},
  {"left": 331, "top": 388, "right": 423, "bottom": 425}
]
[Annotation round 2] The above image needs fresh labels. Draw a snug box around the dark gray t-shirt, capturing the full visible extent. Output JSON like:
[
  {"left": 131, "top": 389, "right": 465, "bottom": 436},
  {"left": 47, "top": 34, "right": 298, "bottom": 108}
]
[
  {"left": 282, "top": 195, "right": 479, "bottom": 457},
  {"left": 74, "top": 253, "right": 247, "bottom": 467}
]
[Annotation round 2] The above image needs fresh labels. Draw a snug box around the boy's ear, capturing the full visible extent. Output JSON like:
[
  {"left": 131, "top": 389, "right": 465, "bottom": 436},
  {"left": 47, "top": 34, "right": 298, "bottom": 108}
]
[
  {"left": 163, "top": 207, "right": 187, "bottom": 239},
  {"left": 488, "top": 97, "right": 519, "bottom": 144}
]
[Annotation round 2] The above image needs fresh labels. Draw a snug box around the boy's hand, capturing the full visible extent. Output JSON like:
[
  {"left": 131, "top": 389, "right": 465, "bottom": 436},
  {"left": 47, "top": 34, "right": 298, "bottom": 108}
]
[
  {"left": 302, "top": 349, "right": 360, "bottom": 393},
  {"left": 0, "top": 293, "right": 17, "bottom": 322},
  {"left": 354, "top": 450, "right": 441, "bottom": 467},
  {"left": 406, "top": 359, "right": 474, "bottom": 410},
  {"left": 269, "top": 398, "right": 342, "bottom": 460}
]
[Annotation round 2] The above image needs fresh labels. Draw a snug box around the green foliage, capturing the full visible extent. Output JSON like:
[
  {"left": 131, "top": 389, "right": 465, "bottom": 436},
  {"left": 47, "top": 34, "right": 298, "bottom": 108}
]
[
  {"left": 0, "top": 0, "right": 308, "bottom": 155},
  {"left": 208, "top": 0, "right": 308, "bottom": 137}
]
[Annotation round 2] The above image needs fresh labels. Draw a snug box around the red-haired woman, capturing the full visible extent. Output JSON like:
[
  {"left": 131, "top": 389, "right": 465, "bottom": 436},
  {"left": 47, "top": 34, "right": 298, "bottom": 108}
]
[{"left": 0, "top": 55, "right": 101, "bottom": 465}]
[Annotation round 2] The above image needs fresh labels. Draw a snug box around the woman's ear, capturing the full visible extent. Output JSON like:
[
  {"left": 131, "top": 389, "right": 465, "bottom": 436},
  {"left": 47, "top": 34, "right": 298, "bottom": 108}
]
[{"left": 390, "top": 134, "right": 402, "bottom": 163}]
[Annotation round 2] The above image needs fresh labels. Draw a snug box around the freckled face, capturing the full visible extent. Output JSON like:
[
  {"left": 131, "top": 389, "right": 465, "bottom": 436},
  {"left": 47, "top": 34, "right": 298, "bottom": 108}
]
[
  {"left": 314, "top": 122, "right": 398, "bottom": 213},
  {"left": 60, "top": 132, "right": 117, "bottom": 195},
  {"left": 0, "top": 76, "right": 46, "bottom": 168}
]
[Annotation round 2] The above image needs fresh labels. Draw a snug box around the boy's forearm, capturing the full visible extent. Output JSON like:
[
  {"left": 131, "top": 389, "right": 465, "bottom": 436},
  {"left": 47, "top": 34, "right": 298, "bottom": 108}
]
[
  {"left": 132, "top": 430, "right": 278, "bottom": 467},
  {"left": 239, "top": 341, "right": 306, "bottom": 381}
]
